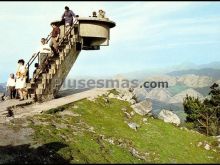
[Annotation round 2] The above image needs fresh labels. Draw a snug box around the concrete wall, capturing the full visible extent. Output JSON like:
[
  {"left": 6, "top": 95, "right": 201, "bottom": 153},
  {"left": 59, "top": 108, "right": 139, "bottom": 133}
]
[{"left": 41, "top": 44, "right": 81, "bottom": 101}]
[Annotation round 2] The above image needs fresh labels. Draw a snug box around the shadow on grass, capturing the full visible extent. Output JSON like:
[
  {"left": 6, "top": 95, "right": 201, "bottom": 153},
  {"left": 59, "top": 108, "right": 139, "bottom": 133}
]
[{"left": 0, "top": 142, "right": 70, "bottom": 164}]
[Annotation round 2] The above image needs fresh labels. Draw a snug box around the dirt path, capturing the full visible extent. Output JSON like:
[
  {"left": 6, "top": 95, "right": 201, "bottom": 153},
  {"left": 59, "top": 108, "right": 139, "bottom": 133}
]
[
  {"left": 2, "top": 88, "right": 109, "bottom": 121},
  {"left": 0, "top": 88, "right": 109, "bottom": 147}
]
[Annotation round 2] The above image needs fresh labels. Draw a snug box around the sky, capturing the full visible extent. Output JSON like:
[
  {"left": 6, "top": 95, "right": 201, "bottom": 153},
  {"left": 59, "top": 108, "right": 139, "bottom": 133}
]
[{"left": 0, "top": 1, "right": 220, "bottom": 82}]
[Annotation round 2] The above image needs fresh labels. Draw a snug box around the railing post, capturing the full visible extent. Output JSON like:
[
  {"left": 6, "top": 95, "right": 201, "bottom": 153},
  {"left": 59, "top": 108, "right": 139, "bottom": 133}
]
[
  {"left": 38, "top": 53, "right": 40, "bottom": 64},
  {"left": 27, "top": 65, "right": 30, "bottom": 83}
]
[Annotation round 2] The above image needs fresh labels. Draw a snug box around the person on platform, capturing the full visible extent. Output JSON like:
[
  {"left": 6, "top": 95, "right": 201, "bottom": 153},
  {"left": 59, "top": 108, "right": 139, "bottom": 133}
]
[{"left": 62, "top": 6, "right": 76, "bottom": 29}]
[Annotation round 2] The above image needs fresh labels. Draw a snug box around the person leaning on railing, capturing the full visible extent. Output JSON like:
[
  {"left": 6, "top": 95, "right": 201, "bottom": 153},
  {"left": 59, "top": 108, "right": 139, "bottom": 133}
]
[{"left": 39, "top": 38, "right": 51, "bottom": 66}]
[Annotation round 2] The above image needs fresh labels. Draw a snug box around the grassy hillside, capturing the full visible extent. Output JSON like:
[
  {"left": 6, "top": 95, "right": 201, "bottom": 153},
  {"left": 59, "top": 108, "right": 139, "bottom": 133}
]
[
  {"left": 2, "top": 94, "right": 219, "bottom": 163},
  {"left": 26, "top": 96, "right": 219, "bottom": 163}
]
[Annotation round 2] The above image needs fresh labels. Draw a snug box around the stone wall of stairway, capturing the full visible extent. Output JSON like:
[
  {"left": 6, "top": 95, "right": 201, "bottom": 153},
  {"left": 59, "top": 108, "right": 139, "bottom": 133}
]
[{"left": 40, "top": 44, "right": 81, "bottom": 101}]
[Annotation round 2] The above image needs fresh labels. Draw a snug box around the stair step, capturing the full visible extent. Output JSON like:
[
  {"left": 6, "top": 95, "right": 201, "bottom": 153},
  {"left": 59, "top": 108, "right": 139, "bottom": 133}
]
[
  {"left": 41, "top": 79, "right": 47, "bottom": 84},
  {"left": 42, "top": 73, "right": 47, "bottom": 79},
  {"left": 56, "top": 59, "right": 61, "bottom": 65},
  {"left": 66, "top": 44, "right": 71, "bottom": 49},
  {"left": 63, "top": 38, "right": 69, "bottom": 43},
  {"left": 55, "top": 63, "right": 59, "bottom": 70},
  {"left": 26, "top": 83, "right": 34, "bottom": 89},
  {"left": 38, "top": 83, "right": 45, "bottom": 89},
  {"left": 59, "top": 54, "right": 65, "bottom": 61},
  {"left": 71, "top": 38, "right": 75, "bottom": 43},
  {"left": 36, "top": 88, "right": 43, "bottom": 95},
  {"left": 60, "top": 52, "right": 66, "bottom": 57},
  {"left": 51, "top": 64, "right": 56, "bottom": 70},
  {"left": 64, "top": 48, "right": 70, "bottom": 54},
  {"left": 47, "top": 73, "right": 53, "bottom": 79},
  {"left": 30, "top": 94, "right": 35, "bottom": 99},
  {"left": 58, "top": 44, "right": 65, "bottom": 48},
  {"left": 49, "top": 69, "right": 55, "bottom": 74},
  {"left": 71, "top": 35, "right": 78, "bottom": 41},
  {"left": 48, "top": 58, "right": 57, "bottom": 63}
]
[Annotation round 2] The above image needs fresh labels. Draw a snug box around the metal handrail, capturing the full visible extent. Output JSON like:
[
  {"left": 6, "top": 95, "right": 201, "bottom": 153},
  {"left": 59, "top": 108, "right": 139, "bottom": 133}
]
[
  {"left": 32, "top": 23, "right": 77, "bottom": 81},
  {"left": 26, "top": 34, "right": 51, "bottom": 68},
  {"left": 26, "top": 34, "right": 51, "bottom": 81}
]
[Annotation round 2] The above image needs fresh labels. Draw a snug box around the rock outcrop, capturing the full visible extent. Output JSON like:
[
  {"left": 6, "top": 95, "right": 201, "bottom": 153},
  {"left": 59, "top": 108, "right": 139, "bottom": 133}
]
[
  {"left": 158, "top": 109, "right": 180, "bottom": 126},
  {"left": 177, "top": 74, "right": 213, "bottom": 88},
  {"left": 131, "top": 99, "right": 152, "bottom": 116},
  {"left": 144, "top": 75, "right": 177, "bottom": 87},
  {"left": 133, "top": 87, "right": 148, "bottom": 102},
  {"left": 146, "top": 88, "right": 172, "bottom": 102},
  {"left": 108, "top": 88, "right": 137, "bottom": 105}
]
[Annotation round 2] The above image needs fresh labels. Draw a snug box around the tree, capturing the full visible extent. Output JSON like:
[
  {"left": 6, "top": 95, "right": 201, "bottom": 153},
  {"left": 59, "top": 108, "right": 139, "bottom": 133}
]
[{"left": 183, "top": 83, "right": 220, "bottom": 136}]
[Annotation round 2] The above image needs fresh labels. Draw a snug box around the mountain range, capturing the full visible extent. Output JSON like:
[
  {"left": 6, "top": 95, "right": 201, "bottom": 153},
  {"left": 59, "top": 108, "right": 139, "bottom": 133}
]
[{"left": 168, "top": 68, "right": 220, "bottom": 80}]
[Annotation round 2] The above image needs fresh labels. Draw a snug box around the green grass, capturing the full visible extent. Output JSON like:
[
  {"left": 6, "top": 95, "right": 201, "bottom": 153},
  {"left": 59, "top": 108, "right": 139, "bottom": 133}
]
[
  {"left": 28, "top": 95, "right": 220, "bottom": 163},
  {"left": 108, "top": 89, "right": 120, "bottom": 95}
]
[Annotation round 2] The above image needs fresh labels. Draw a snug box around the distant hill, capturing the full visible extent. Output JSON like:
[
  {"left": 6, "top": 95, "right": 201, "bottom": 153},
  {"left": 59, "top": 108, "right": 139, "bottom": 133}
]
[
  {"left": 169, "top": 88, "right": 204, "bottom": 104},
  {"left": 167, "top": 68, "right": 220, "bottom": 80},
  {"left": 194, "top": 86, "right": 211, "bottom": 96},
  {"left": 198, "top": 61, "right": 220, "bottom": 69},
  {"left": 149, "top": 98, "right": 185, "bottom": 121},
  {"left": 146, "top": 88, "right": 172, "bottom": 102},
  {"left": 116, "top": 61, "right": 220, "bottom": 80}
]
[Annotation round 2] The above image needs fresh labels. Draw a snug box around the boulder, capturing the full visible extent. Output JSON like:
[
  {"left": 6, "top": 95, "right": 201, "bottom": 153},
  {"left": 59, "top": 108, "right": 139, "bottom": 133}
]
[
  {"left": 128, "top": 99, "right": 136, "bottom": 105},
  {"left": 143, "top": 118, "right": 148, "bottom": 124},
  {"left": 127, "top": 122, "right": 140, "bottom": 131},
  {"left": 108, "top": 93, "right": 116, "bottom": 98},
  {"left": 131, "top": 99, "right": 152, "bottom": 116},
  {"left": 204, "top": 144, "right": 211, "bottom": 150},
  {"left": 158, "top": 109, "right": 180, "bottom": 126},
  {"left": 197, "top": 142, "right": 203, "bottom": 147},
  {"left": 118, "top": 88, "right": 135, "bottom": 100},
  {"left": 121, "top": 92, "right": 134, "bottom": 101}
]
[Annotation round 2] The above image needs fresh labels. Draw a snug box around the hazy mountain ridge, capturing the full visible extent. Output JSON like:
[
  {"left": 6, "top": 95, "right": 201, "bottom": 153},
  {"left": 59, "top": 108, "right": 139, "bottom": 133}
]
[
  {"left": 131, "top": 67, "right": 220, "bottom": 119},
  {"left": 117, "top": 61, "right": 220, "bottom": 80},
  {"left": 168, "top": 68, "right": 220, "bottom": 80}
]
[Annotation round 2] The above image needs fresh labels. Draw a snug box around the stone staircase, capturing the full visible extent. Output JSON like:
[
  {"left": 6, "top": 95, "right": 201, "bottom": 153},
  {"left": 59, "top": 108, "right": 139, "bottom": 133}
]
[
  {"left": 24, "top": 16, "right": 115, "bottom": 102},
  {"left": 26, "top": 24, "right": 82, "bottom": 102}
]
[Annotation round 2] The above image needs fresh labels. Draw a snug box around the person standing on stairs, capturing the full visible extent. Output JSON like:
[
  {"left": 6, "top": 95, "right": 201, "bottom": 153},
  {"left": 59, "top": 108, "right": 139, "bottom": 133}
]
[
  {"left": 15, "top": 59, "right": 28, "bottom": 101},
  {"left": 39, "top": 38, "right": 51, "bottom": 66},
  {"left": 50, "top": 23, "right": 60, "bottom": 56},
  {"left": 62, "top": 6, "right": 76, "bottom": 34}
]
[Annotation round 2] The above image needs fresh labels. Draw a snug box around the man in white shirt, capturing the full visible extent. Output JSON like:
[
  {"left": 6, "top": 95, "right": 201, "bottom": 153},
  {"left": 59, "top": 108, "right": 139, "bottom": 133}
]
[
  {"left": 39, "top": 38, "right": 51, "bottom": 66},
  {"left": 6, "top": 73, "right": 16, "bottom": 99}
]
